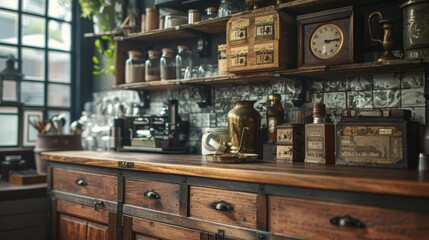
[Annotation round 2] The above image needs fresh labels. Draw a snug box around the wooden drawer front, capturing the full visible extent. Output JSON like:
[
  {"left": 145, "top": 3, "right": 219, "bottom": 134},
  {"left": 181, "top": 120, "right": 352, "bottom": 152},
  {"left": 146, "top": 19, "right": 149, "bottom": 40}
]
[
  {"left": 190, "top": 186, "right": 257, "bottom": 229},
  {"left": 124, "top": 178, "right": 180, "bottom": 215},
  {"left": 268, "top": 196, "right": 429, "bottom": 240},
  {"left": 53, "top": 168, "right": 117, "bottom": 201},
  {"left": 132, "top": 217, "right": 202, "bottom": 240},
  {"left": 57, "top": 200, "right": 109, "bottom": 225}
]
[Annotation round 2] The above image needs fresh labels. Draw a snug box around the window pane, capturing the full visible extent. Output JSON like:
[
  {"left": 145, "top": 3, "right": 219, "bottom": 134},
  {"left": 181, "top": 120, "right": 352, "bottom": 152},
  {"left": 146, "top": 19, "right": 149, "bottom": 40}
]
[
  {"left": 48, "top": 84, "right": 70, "bottom": 107},
  {"left": 22, "top": 0, "right": 46, "bottom": 15},
  {"left": 0, "top": 10, "right": 18, "bottom": 44},
  {"left": 22, "top": 48, "right": 45, "bottom": 80},
  {"left": 48, "top": 20, "right": 71, "bottom": 50},
  {"left": 0, "top": 45, "right": 18, "bottom": 70},
  {"left": 22, "top": 14, "right": 46, "bottom": 47},
  {"left": 48, "top": 0, "right": 71, "bottom": 21},
  {"left": 0, "top": 107, "right": 19, "bottom": 146},
  {"left": 21, "top": 81, "right": 44, "bottom": 106},
  {"left": 0, "top": 0, "right": 18, "bottom": 10},
  {"left": 48, "top": 110, "right": 70, "bottom": 134},
  {"left": 48, "top": 51, "right": 71, "bottom": 83}
]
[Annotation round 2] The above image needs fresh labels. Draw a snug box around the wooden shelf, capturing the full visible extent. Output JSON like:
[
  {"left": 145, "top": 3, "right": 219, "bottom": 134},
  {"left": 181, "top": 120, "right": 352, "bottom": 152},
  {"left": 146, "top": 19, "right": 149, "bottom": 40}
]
[
  {"left": 118, "top": 58, "right": 429, "bottom": 90},
  {"left": 115, "top": 16, "right": 230, "bottom": 44},
  {"left": 277, "top": 0, "right": 396, "bottom": 14}
]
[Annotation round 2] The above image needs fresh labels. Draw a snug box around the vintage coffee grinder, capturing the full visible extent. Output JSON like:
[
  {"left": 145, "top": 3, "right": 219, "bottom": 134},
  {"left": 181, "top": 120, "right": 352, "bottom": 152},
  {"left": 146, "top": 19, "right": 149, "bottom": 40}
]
[{"left": 368, "top": 11, "right": 398, "bottom": 61}]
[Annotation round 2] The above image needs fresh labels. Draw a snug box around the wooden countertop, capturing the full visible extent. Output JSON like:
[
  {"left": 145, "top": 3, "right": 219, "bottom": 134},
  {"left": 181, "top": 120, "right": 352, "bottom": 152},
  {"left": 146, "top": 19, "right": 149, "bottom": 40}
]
[{"left": 42, "top": 151, "right": 429, "bottom": 198}]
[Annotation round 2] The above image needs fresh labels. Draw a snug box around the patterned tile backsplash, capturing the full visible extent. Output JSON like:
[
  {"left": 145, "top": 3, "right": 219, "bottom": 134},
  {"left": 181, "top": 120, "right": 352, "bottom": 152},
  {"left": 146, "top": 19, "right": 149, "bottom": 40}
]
[{"left": 145, "top": 71, "right": 427, "bottom": 153}]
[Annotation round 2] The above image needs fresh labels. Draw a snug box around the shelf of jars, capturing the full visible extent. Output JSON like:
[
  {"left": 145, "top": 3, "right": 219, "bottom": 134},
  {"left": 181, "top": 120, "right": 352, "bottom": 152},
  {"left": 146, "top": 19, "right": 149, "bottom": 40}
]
[{"left": 117, "top": 57, "right": 429, "bottom": 90}]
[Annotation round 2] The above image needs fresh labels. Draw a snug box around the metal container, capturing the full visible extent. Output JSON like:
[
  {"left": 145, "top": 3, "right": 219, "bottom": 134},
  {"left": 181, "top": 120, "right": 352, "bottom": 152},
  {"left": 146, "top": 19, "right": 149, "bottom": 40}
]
[
  {"left": 227, "top": 100, "right": 260, "bottom": 154},
  {"left": 401, "top": 0, "right": 429, "bottom": 58}
]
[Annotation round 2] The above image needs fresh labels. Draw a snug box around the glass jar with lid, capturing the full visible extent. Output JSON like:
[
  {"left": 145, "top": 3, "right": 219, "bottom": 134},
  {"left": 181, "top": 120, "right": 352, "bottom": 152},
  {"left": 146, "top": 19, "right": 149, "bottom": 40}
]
[
  {"left": 176, "top": 45, "right": 192, "bottom": 79},
  {"left": 266, "top": 94, "right": 284, "bottom": 143},
  {"left": 160, "top": 48, "right": 176, "bottom": 80},
  {"left": 145, "top": 50, "right": 160, "bottom": 81},
  {"left": 125, "top": 51, "right": 145, "bottom": 83}
]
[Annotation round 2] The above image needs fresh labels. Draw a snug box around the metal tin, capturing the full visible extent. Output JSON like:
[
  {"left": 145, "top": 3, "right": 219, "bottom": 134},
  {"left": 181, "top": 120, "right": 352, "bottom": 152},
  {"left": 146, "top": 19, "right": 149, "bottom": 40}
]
[
  {"left": 188, "top": 9, "right": 200, "bottom": 24},
  {"left": 401, "top": 0, "right": 429, "bottom": 58}
]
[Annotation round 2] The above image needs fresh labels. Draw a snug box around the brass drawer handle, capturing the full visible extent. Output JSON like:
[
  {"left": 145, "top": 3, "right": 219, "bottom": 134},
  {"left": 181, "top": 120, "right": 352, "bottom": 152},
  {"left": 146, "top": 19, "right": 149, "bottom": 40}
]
[
  {"left": 143, "top": 190, "right": 161, "bottom": 200},
  {"left": 75, "top": 178, "right": 88, "bottom": 186},
  {"left": 94, "top": 200, "right": 105, "bottom": 211},
  {"left": 330, "top": 215, "right": 365, "bottom": 228},
  {"left": 210, "top": 200, "right": 234, "bottom": 212}
]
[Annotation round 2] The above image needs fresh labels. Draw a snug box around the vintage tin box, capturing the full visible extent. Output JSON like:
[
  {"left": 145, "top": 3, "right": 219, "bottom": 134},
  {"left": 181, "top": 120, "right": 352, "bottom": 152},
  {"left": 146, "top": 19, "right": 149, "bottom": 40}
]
[
  {"left": 336, "top": 119, "right": 420, "bottom": 168},
  {"left": 276, "top": 124, "right": 305, "bottom": 163}
]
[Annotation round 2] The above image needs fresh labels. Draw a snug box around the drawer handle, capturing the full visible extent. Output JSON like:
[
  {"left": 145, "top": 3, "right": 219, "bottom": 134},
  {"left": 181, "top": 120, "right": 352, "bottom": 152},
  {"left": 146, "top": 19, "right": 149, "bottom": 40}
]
[
  {"left": 143, "top": 190, "right": 161, "bottom": 200},
  {"left": 75, "top": 178, "right": 88, "bottom": 186},
  {"left": 330, "top": 215, "right": 365, "bottom": 228},
  {"left": 94, "top": 200, "right": 105, "bottom": 211},
  {"left": 210, "top": 201, "right": 234, "bottom": 212}
]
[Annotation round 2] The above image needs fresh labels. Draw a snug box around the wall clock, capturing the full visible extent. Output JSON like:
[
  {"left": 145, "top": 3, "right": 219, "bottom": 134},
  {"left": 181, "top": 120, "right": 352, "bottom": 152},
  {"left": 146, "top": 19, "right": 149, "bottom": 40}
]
[{"left": 297, "top": 6, "right": 363, "bottom": 67}]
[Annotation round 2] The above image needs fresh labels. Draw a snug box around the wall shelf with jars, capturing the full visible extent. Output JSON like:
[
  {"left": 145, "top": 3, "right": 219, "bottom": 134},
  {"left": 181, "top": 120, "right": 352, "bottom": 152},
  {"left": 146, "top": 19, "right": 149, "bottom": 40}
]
[{"left": 114, "top": 0, "right": 429, "bottom": 91}]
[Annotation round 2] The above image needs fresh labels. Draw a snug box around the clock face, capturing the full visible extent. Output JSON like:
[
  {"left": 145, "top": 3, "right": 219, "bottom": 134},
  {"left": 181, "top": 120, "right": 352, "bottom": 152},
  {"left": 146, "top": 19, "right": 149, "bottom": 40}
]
[{"left": 310, "top": 24, "right": 344, "bottom": 59}]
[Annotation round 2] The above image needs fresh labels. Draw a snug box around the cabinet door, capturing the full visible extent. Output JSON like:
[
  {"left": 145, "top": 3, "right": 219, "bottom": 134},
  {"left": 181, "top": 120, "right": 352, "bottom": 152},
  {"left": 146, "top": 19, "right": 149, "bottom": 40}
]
[
  {"left": 87, "top": 222, "right": 110, "bottom": 240},
  {"left": 59, "top": 214, "right": 87, "bottom": 240}
]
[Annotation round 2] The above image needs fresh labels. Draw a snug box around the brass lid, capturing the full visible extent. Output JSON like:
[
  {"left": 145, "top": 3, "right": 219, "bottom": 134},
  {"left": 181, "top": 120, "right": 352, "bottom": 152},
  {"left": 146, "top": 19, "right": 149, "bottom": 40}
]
[
  {"left": 401, "top": 0, "right": 429, "bottom": 8},
  {"left": 313, "top": 103, "right": 326, "bottom": 117},
  {"left": 268, "top": 94, "right": 281, "bottom": 101}
]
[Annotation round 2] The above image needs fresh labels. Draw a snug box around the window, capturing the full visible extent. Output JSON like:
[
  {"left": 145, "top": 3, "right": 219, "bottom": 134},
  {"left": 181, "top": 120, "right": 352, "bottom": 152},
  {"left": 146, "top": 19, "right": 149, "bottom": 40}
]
[{"left": 0, "top": 0, "right": 74, "bottom": 147}]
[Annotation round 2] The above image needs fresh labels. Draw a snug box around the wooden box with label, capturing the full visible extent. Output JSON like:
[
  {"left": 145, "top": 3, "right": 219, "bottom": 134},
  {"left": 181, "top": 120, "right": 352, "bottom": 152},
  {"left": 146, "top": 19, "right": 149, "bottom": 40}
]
[
  {"left": 276, "top": 124, "right": 305, "bottom": 163},
  {"left": 336, "top": 120, "right": 420, "bottom": 168},
  {"left": 226, "top": 8, "right": 296, "bottom": 73}
]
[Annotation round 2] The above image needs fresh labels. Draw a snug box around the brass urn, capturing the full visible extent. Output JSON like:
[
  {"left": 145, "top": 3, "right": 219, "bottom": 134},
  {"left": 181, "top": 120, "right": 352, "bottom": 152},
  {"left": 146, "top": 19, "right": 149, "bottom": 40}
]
[{"left": 227, "top": 100, "right": 261, "bottom": 153}]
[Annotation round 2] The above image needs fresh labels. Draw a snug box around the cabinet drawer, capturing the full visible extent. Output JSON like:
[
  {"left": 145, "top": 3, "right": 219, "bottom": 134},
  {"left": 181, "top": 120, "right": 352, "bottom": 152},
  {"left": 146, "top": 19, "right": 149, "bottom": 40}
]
[
  {"left": 132, "top": 216, "right": 203, "bottom": 240},
  {"left": 124, "top": 178, "right": 180, "bottom": 215},
  {"left": 190, "top": 186, "right": 257, "bottom": 229},
  {"left": 52, "top": 168, "right": 117, "bottom": 201},
  {"left": 268, "top": 196, "right": 429, "bottom": 240}
]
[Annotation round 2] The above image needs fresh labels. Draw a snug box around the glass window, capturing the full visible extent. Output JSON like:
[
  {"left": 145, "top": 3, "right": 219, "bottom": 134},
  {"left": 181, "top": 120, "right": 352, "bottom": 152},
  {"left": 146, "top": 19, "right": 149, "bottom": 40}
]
[
  {"left": 48, "top": 83, "right": 70, "bottom": 107},
  {"left": 48, "top": 20, "right": 71, "bottom": 50},
  {"left": 22, "top": 0, "right": 45, "bottom": 15},
  {"left": 0, "top": 10, "right": 18, "bottom": 44},
  {"left": 48, "top": 0, "right": 71, "bottom": 21},
  {"left": 0, "top": 107, "right": 19, "bottom": 146},
  {"left": 48, "top": 51, "right": 71, "bottom": 83},
  {"left": 22, "top": 14, "right": 46, "bottom": 47},
  {"left": 0, "top": 45, "right": 18, "bottom": 70},
  {"left": 22, "top": 47, "right": 45, "bottom": 80},
  {"left": 0, "top": 0, "right": 18, "bottom": 10},
  {"left": 21, "top": 81, "right": 45, "bottom": 106}
]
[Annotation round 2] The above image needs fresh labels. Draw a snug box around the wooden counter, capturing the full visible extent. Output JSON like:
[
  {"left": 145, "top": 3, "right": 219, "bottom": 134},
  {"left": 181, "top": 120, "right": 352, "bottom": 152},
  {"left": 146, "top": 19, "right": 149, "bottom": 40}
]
[{"left": 42, "top": 150, "right": 429, "bottom": 198}]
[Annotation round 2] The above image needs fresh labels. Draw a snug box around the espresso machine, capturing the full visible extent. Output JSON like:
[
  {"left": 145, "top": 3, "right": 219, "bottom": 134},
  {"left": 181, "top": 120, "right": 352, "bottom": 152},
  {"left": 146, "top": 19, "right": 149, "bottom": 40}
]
[{"left": 121, "top": 99, "right": 189, "bottom": 153}]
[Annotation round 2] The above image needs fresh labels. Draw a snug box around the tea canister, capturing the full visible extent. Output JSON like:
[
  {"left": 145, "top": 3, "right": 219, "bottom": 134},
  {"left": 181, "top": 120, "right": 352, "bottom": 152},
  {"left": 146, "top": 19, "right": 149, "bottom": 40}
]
[
  {"left": 160, "top": 48, "right": 176, "bottom": 80},
  {"left": 401, "top": 0, "right": 429, "bottom": 58},
  {"left": 227, "top": 100, "right": 261, "bottom": 154},
  {"left": 145, "top": 50, "right": 160, "bottom": 81},
  {"left": 125, "top": 51, "right": 145, "bottom": 83}
]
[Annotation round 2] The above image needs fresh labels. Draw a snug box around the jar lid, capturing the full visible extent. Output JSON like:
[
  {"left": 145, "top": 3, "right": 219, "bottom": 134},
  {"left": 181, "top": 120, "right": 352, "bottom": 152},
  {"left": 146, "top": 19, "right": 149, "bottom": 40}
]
[
  {"left": 188, "top": 9, "right": 199, "bottom": 13},
  {"left": 128, "top": 51, "right": 142, "bottom": 57},
  {"left": 177, "top": 45, "right": 191, "bottom": 50},
  {"left": 313, "top": 103, "right": 326, "bottom": 117},
  {"left": 161, "top": 48, "right": 175, "bottom": 53},
  {"left": 147, "top": 50, "right": 159, "bottom": 55},
  {"left": 268, "top": 94, "right": 281, "bottom": 101},
  {"left": 146, "top": 7, "right": 157, "bottom": 12}
]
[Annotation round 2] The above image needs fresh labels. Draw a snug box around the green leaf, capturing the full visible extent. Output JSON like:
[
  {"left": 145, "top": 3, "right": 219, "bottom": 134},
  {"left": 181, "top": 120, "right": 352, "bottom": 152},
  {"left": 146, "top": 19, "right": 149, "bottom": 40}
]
[{"left": 92, "top": 56, "right": 99, "bottom": 64}]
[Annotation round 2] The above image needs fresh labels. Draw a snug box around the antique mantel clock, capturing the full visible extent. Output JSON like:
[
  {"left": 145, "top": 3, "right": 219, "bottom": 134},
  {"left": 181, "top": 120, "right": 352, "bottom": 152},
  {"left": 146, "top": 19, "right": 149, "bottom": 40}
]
[{"left": 297, "top": 6, "right": 363, "bottom": 67}]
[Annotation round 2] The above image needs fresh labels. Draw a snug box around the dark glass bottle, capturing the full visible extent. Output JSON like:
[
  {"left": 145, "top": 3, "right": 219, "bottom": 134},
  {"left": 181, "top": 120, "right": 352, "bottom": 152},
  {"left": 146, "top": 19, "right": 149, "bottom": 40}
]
[{"left": 266, "top": 94, "right": 284, "bottom": 143}]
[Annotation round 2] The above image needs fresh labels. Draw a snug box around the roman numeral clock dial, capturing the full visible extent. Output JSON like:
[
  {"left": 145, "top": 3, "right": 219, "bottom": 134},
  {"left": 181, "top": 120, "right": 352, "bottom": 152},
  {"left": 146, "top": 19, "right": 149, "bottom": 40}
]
[{"left": 310, "top": 24, "right": 344, "bottom": 59}]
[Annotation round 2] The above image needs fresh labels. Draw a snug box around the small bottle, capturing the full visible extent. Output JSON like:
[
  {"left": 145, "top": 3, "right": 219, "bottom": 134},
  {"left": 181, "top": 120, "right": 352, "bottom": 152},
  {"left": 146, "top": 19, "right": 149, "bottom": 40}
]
[
  {"left": 305, "top": 103, "right": 335, "bottom": 164},
  {"left": 160, "top": 48, "right": 176, "bottom": 80},
  {"left": 176, "top": 45, "right": 192, "bottom": 79},
  {"left": 125, "top": 51, "right": 145, "bottom": 83},
  {"left": 266, "top": 94, "right": 284, "bottom": 143},
  {"left": 145, "top": 50, "right": 160, "bottom": 81}
]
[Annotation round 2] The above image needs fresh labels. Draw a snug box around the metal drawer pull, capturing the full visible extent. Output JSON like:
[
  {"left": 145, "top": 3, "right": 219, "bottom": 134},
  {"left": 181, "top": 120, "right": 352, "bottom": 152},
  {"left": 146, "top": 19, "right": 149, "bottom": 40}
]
[
  {"left": 210, "top": 200, "right": 234, "bottom": 212},
  {"left": 143, "top": 190, "right": 161, "bottom": 199},
  {"left": 75, "top": 178, "right": 88, "bottom": 186},
  {"left": 94, "top": 200, "right": 105, "bottom": 211},
  {"left": 330, "top": 215, "right": 365, "bottom": 228}
]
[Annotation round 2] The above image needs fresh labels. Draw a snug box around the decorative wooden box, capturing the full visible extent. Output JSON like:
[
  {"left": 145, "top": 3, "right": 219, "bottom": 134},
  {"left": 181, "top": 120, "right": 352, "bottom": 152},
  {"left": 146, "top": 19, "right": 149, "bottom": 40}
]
[
  {"left": 336, "top": 120, "right": 420, "bottom": 168},
  {"left": 226, "top": 8, "right": 296, "bottom": 73},
  {"left": 276, "top": 124, "right": 305, "bottom": 163}
]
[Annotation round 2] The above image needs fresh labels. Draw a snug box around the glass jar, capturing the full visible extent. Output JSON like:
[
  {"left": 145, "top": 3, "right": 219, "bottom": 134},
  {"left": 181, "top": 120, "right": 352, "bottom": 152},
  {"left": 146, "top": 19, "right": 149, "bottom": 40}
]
[
  {"left": 266, "top": 94, "right": 284, "bottom": 143},
  {"left": 125, "top": 51, "right": 145, "bottom": 83},
  {"left": 160, "top": 48, "right": 176, "bottom": 80},
  {"left": 218, "top": 0, "right": 249, "bottom": 17},
  {"left": 145, "top": 50, "right": 160, "bottom": 81},
  {"left": 176, "top": 45, "right": 192, "bottom": 79}
]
